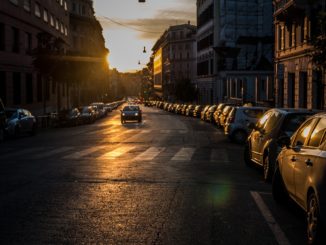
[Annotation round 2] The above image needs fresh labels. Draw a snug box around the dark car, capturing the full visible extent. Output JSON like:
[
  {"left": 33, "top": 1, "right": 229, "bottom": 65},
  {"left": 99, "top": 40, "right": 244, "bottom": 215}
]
[
  {"left": 0, "top": 98, "right": 6, "bottom": 142},
  {"left": 244, "top": 108, "right": 317, "bottom": 181},
  {"left": 57, "top": 108, "right": 81, "bottom": 127},
  {"left": 121, "top": 105, "right": 142, "bottom": 123},
  {"left": 79, "top": 106, "right": 96, "bottom": 124},
  {"left": 185, "top": 105, "right": 195, "bottom": 116},
  {"left": 200, "top": 105, "right": 210, "bottom": 120},
  {"left": 273, "top": 113, "right": 326, "bottom": 244},
  {"left": 5, "top": 108, "right": 37, "bottom": 137}
]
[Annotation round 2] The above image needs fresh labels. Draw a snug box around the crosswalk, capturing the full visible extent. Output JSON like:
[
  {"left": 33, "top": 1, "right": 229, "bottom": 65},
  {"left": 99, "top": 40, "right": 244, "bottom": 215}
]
[{"left": 0, "top": 145, "right": 231, "bottom": 163}]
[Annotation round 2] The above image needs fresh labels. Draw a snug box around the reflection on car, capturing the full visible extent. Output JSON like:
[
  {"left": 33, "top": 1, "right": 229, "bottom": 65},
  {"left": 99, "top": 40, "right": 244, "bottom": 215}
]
[
  {"left": 121, "top": 105, "right": 142, "bottom": 124},
  {"left": 273, "top": 112, "right": 326, "bottom": 244},
  {"left": 5, "top": 108, "right": 36, "bottom": 137}
]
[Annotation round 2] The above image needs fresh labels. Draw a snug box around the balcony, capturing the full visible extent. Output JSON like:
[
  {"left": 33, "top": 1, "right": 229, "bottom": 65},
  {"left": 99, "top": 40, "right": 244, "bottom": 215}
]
[{"left": 274, "top": 0, "right": 306, "bottom": 19}]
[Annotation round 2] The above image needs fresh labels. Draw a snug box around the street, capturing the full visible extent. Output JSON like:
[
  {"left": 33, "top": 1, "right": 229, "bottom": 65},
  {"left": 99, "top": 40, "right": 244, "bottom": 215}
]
[{"left": 0, "top": 105, "right": 307, "bottom": 244}]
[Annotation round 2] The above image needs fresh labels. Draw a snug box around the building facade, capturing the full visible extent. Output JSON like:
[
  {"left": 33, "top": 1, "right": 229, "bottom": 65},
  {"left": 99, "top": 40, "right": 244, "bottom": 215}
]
[
  {"left": 0, "top": 0, "right": 70, "bottom": 115},
  {"left": 152, "top": 23, "right": 197, "bottom": 102},
  {"left": 196, "top": 0, "right": 274, "bottom": 105},
  {"left": 274, "top": 0, "right": 326, "bottom": 109},
  {"left": 69, "top": 0, "right": 109, "bottom": 105}
]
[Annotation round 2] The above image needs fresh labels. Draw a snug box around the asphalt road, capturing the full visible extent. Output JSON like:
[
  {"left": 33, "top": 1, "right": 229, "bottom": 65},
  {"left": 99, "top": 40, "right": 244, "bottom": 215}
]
[{"left": 0, "top": 105, "right": 308, "bottom": 244}]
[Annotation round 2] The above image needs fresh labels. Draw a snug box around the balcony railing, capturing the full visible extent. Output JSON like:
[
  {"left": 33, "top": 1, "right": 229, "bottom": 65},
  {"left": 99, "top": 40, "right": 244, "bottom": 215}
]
[{"left": 274, "top": 0, "right": 294, "bottom": 14}]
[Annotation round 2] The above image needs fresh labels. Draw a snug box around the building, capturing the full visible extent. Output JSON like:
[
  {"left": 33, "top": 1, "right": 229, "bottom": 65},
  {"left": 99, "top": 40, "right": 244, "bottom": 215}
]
[
  {"left": 69, "top": 0, "right": 109, "bottom": 105},
  {"left": 274, "top": 0, "right": 326, "bottom": 109},
  {"left": 0, "top": 0, "right": 70, "bottom": 115},
  {"left": 152, "top": 23, "right": 197, "bottom": 102},
  {"left": 196, "top": 0, "right": 274, "bottom": 105}
]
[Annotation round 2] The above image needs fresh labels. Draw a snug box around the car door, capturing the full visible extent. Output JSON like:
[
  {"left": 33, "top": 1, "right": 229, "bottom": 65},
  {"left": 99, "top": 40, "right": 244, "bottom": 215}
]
[
  {"left": 250, "top": 111, "right": 273, "bottom": 163},
  {"left": 294, "top": 118, "right": 325, "bottom": 207}
]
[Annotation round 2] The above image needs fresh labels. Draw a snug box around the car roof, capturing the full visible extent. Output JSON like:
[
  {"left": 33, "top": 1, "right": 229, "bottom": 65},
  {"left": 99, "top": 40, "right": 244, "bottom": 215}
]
[{"left": 273, "top": 108, "right": 319, "bottom": 114}]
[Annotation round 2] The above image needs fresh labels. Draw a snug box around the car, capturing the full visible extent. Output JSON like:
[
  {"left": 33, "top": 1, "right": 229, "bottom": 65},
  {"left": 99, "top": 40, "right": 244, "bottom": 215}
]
[
  {"left": 193, "top": 105, "right": 203, "bottom": 118},
  {"left": 218, "top": 105, "right": 234, "bottom": 128},
  {"left": 121, "top": 105, "right": 142, "bottom": 123},
  {"left": 91, "top": 102, "right": 107, "bottom": 117},
  {"left": 0, "top": 98, "right": 6, "bottom": 142},
  {"left": 57, "top": 108, "right": 81, "bottom": 127},
  {"left": 224, "top": 106, "right": 269, "bottom": 144},
  {"left": 244, "top": 108, "right": 317, "bottom": 181},
  {"left": 79, "top": 106, "right": 96, "bottom": 124},
  {"left": 200, "top": 105, "right": 210, "bottom": 120},
  {"left": 185, "top": 105, "right": 196, "bottom": 116},
  {"left": 205, "top": 105, "right": 217, "bottom": 123},
  {"left": 214, "top": 103, "right": 234, "bottom": 127},
  {"left": 5, "top": 108, "right": 37, "bottom": 137},
  {"left": 272, "top": 112, "right": 326, "bottom": 244},
  {"left": 181, "top": 104, "right": 189, "bottom": 115}
]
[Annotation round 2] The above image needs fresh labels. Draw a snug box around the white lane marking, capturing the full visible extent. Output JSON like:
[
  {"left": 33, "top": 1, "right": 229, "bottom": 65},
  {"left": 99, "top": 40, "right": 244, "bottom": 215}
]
[
  {"left": 250, "top": 191, "right": 290, "bottom": 245},
  {"left": 210, "top": 149, "right": 229, "bottom": 162},
  {"left": 0, "top": 148, "right": 44, "bottom": 158},
  {"left": 171, "top": 147, "right": 196, "bottom": 161},
  {"left": 30, "top": 147, "right": 74, "bottom": 159},
  {"left": 134, "top": 147, "right": 165, "bottom": 161},
  {"left": 97, "top": 146, "right": 135, "bottom": 159},
  {"left": 63, "top": 146, "right": 105, "bottom": 159}
]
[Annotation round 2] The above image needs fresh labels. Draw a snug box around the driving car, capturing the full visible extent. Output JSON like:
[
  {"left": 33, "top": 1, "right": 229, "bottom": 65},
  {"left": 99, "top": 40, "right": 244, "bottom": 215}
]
[
  {"left": 244, "top": 108, "right": 317, "bottom": 181},
  {"left": 5, "top": 108, "right": 36, "bottom": 137},
  {"left": 272, "top": 112, "right": 326, "bottom": 244},
  {"left": 224, "top": 106, "right": 268, "bottom": 144},
  {"left": 121, "top": 105, "right": 142, "bottom": 123}
]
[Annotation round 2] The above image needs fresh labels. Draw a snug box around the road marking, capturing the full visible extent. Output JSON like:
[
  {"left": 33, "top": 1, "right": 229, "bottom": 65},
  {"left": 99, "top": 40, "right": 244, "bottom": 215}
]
[
  {"left": 171, "top": 147, "right": 195, "bottom": 161},
  {"left": 30, "top": 147, "right": 74, "bottom": 159},
  {"left": 250, "top": 191, "right": 290, "bottom": 245},
  {"left": 134, "top": 147, "right": 165, "bottom": 161},
  {"left": 178, "top": 130, "right": 188, "bottom": 134},
  {"left": 0, "top": 147, "right": 44, "bottom": 159},
  {"left": 63, "top": 146, "right": 105, "bottom": 159},
  {"left": 98, "top": 146, "right": 135, "bottom": 159},
  {"left": 210, "top": 149, "right": 229, "bottom": 162}
]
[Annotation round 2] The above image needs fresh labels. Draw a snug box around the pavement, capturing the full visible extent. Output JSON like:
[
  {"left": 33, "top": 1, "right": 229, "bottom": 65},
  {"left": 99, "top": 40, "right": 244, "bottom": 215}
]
[{"left": 0, "top": 105, "right": 307, "bottom": 244}]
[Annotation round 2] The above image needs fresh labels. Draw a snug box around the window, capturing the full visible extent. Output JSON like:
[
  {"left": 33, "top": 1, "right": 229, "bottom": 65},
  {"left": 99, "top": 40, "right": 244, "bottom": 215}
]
[
  {"left": 55, "top": 19, "right": 59, "bottom": 30},
  {"left": 37, "top": 74, "right": 42, "bottom": 102},
  {"left": 9, "top": 0, "right": 18, "bottom": 5},
  {"left": 0, "top": 71, "right": 6, "bottom": 104},
  {"left": 50, "top": 14, "right": 54, "bottom": 27},
  {"left": 308, "top": 119, "right": 326, "bottom": 147},
  {"left": 12, "top": 27, "right": 20, "bottom": 53},
  {"left": 60, "top": 0, "right": 63, "bottom": 6},
  {"left": 293, "top": 119, "right": 316, "bottom": 146},
  {"left": 23, "top": 0, "right": 31, "bottom": 12},
  {"left": 64, "top": 1, "right": 68, "bottom": 11},
  {"left": 60, "top": 22, "right": 64, "bottom": 34},
  {"left": 13, "top": 72, "right": 21, "bottom": 105},
  {"left": 43, "top": 9, "right": 48, "bottom": 22},
  {"left": 72, "top": 2, "right": 76, "bottom": 12},
  {"left": 35, "top": 3, "right": 41, "bottom": 18},
  {"left": 26, "top": 73, "right": 33, "bottom": 104},
  {"left": 25, "top": 32, "right": 32, "bottom": 53},
  {"left": 282, "top": 113, "right": 311, "bottom": 137},
  {"left": 64, "top": 26, "right": 68, "bottom": 36},
  {"left": 243, "top": 109, "right": 265, "bottom": 119},
  {"left": 0, "top": 23, "right": 5, "bottom": 51},
  {"left": 257, "top": 111, "right": 272, "bottom": 129}
]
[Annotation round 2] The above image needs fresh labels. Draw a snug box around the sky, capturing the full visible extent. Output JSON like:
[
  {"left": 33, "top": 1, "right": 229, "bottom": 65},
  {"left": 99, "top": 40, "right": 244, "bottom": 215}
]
[{"left": 93, "top": 0, "right": 196, "bottom": 72}]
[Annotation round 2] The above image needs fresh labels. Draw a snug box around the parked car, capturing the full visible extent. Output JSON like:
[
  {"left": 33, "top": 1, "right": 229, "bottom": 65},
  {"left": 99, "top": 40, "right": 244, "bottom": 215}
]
[
  {"left": 214, "top": 103, "right": 234, "bottom": 127},
  {"left": 0, "top": 98, "right": 6, "bottom": 142},
  {"left": 5, "top": 108, "right": 36, "bottom": 137},
  {"left": 80, "top": 106, "right": 96, "bottom": 124},
  {"left": 224, "top": 106, "right": 268, "bottom": 144},
  {"left": 193, "top": 105, "right": 203, "bottom": 118},
  {"left": 181, "top": 104, "right": 189, "bottom": 115},
  {"left": 91, "top": 102, "right": 107, "bottom": 116},
  {"left": 272, "top": 112, "right": 326, "bottom": 244},
  {"left": 200, "top": 105, "right": 210, "bottom": 120},
  {"left": 205, "top": 105, "right": 217, "bottom": 123},
  {"left": 57, "top": 108, "right": 81, "bottom": 127},
  {"left": 244, "top": 108, "right": 317, "bottom": 181},
  {"left": 218, "top": 105, "right": 234, "bottom": 128},
  {"left": 121, "top": 105, "right": 142, "bottom": 123},
  {"left": 185, "top": 105, "right": 196, "bottom": 116}
]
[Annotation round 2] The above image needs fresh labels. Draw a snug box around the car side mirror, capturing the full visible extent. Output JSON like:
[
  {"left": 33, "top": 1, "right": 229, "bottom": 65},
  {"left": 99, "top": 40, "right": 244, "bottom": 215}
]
[{"left": 277, "top": 135, "right": 291, "bottom": 149}]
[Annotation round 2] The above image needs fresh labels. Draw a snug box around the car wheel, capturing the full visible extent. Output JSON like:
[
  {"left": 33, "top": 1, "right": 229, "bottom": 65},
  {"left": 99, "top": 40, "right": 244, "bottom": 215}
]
[
  {"left": 263, "top": 155, "right": 273, "bottom": 182},
  {"left": 307, "top": 192, "right": 322, "bottom": 245},
  {"left": 232, "top": 130, "right": 247, "bottom": 144},
  {"left": 244, "top": 143, "right": 254, "bottom": 167},
  {"left": 272, "top": 168, "right": 288, "bottom": 203}
]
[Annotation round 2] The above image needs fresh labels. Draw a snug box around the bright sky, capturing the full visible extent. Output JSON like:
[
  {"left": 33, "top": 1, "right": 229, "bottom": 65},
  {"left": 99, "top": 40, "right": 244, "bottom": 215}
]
[{"left": 93, "top": 0, "right": 196, "bottom": 72}]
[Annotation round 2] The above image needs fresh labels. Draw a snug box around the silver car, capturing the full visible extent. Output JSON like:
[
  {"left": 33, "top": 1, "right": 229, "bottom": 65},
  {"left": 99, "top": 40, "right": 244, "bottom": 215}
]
[
  {"left": 224, "top": 106, "right": 268, "bottom": 144},
  {"left": 273, "top": 112, "right": 326, "bottom": 244},
  {"left": 5, "top": 108, "right": 37, "bottom": 137}
]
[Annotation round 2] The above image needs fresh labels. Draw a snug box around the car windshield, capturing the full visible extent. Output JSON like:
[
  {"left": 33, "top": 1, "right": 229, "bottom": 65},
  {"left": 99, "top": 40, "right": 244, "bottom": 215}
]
[
  {"left": 5, "top": 110, "right": 18, "bottom": 120},
  {"left": 282, "top": 113, "right": 313, "bottom": 136},
  {"left": 82, "top": 107, "right": 90, "bottom": 113},
  {"left": 123, "top": 106, "right": 139, "bottom": 111}
]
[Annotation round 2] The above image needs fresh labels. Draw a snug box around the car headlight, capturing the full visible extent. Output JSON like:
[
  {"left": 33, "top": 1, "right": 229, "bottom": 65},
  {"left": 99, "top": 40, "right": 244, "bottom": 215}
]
[
  {"left": 122, "top": 113, "right": 125, "bottom": 116},
  {"left": 135, "top": 113, "right": 138, "bottom": 116}
]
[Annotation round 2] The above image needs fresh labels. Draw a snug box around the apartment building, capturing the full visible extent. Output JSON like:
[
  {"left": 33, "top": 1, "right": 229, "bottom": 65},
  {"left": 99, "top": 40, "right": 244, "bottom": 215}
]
[
  {"left": 0, "top": 0, "right": 70, "bottom": 115},
  {"left": 196, "top": 0, "right": 274, "bottom": 105},
  {"left": 152, "top": 23, "right": 197, "bottom": 101},
  {"left": 274, "top": 0, "right": 326, "bottom": 109}
]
